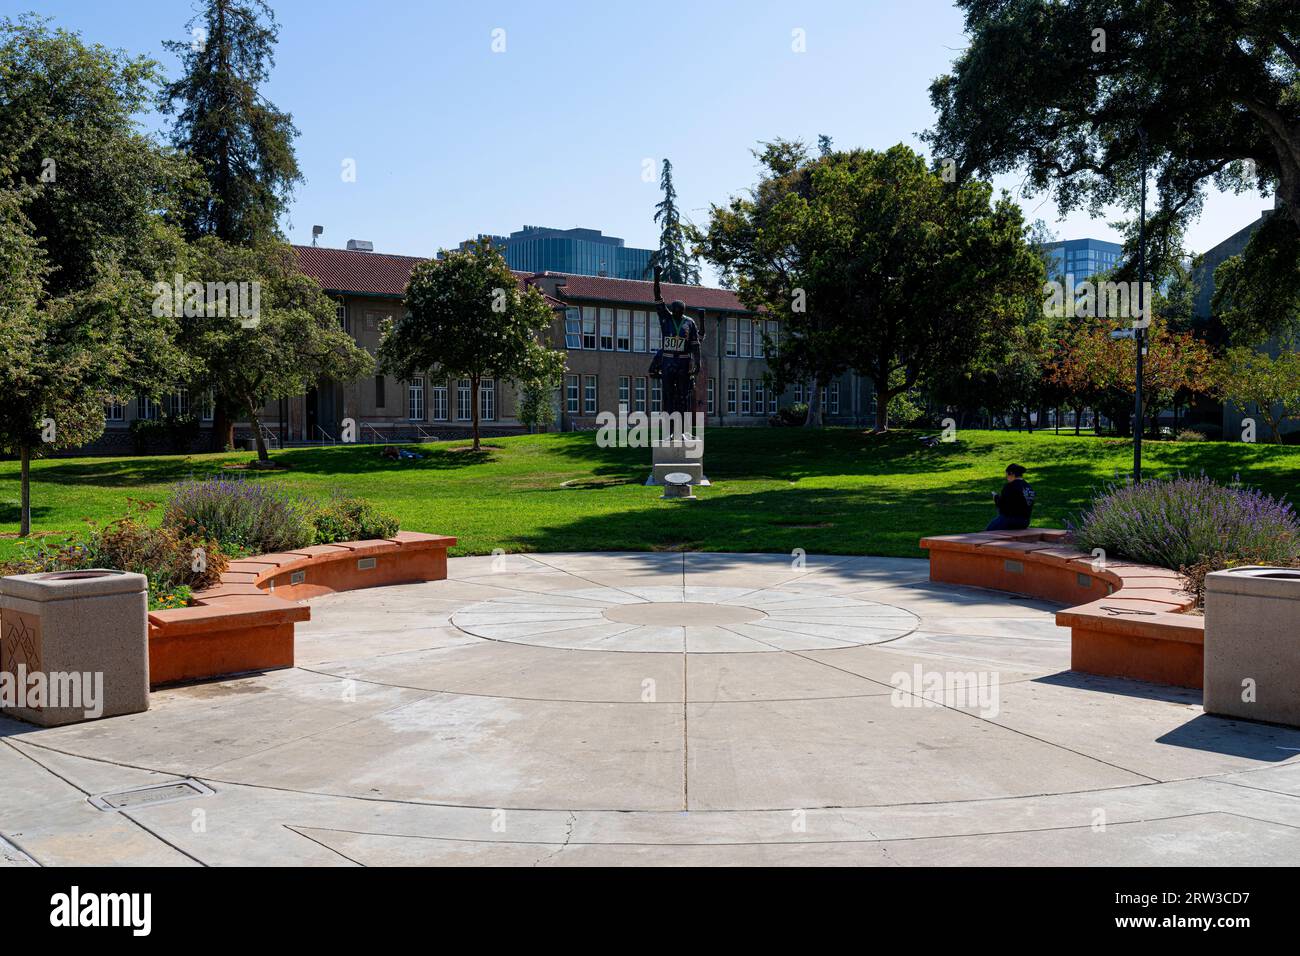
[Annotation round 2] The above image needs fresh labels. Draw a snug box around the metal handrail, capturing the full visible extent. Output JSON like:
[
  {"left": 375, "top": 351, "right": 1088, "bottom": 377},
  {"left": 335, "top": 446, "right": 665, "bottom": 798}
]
[
  {"left": 258, "top": 423, "right": 281, "bottom": 449},
  {"left": 315, "top": 425, "right": 335, "bottom": 445}
]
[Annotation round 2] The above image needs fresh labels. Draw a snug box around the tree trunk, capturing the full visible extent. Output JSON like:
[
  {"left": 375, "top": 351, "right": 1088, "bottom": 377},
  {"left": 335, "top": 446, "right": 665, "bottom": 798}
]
[
  {"left": 874, "top": 390, "right": 892, "bottom": 433},
  {"left": 249, "top": 409, "right": 270, "bottom": 462},
  {"left": 213, "top": 394, "right": 236, "bottom": 452},
  {"left": 471, "top": 374, "right": 482, "bottom": 451},
  {"left": 804, "top": 380, "right": 823, "bottom": 428},
  {"left": 19, "top": 444, "right": 31, "bottom": 537}
]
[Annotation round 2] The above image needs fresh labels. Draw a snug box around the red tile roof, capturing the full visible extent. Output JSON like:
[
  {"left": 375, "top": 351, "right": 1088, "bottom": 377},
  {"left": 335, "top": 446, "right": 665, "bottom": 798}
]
[
  {"left": 291, "top": 245, "right": 746, "bottom": 313},
  {"left": 542, "top": 272, "right": 748, "bottom": 313},
  {"left": 293, "top": 245, "right": 422, "bottom": 297}
]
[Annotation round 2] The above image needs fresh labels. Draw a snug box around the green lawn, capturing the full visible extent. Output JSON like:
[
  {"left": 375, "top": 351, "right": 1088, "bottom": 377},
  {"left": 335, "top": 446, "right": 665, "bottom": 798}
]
[{"left": 3, "top": 428, "right": 1299, "bottom": 562}]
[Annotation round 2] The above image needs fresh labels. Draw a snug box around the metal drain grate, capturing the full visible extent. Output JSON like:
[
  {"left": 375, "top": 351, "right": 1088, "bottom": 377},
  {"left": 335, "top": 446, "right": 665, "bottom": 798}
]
[{"left": 90, "top": 778, "right": 214, "bottom": 812}]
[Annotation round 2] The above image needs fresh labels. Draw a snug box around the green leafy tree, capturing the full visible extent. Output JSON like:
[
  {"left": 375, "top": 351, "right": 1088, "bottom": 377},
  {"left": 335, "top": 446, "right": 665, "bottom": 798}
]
[
  {"left": 517, "top": 377, "right": 560, "bottom": 434},
  {"left": 379, "top": 240, "right": 567, "bottom": 451},
  {"left": 1219, "top": 346, "right": 1300, "bottom": 443},
  {"left": 161, "top": 0, "right": 300, "bottom": 243},
  {"left": 177, "top": 238, "right": 374, "bottom": 462},
  {"left": 646, "top": 159, "right": 700, "bottom": 284},
  {"left": 704, "top": 141, "right": 1042, "bottom": 431},
  {"left": 1213, "top": 214, "right": 1300, "bottom": 346},
  {"left": 928, "top": 0, "right": 1300, "bottom": 347},
  {"left": 0, "top": 18, "right": 193, "bottom": 535}
]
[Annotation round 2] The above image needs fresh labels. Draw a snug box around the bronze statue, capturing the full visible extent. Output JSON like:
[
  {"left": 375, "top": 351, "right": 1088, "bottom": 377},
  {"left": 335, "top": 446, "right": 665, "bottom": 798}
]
[{"left": 647, "top": 266, "right": 704, "bottom": 427}]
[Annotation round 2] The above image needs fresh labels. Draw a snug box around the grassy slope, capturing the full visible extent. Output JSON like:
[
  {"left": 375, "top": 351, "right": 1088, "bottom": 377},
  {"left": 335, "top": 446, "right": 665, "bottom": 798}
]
[{"left": 3, "top": 428, "right": 1298, "bottom": 562}]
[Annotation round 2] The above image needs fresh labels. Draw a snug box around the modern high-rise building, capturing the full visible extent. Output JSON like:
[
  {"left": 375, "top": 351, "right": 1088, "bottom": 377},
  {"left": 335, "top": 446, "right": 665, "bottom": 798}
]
[
  {"left": 1042, "top": 238, "right": 1125, "bottom": 282},
  {"left": 460, "top": 226, "right": 653, "bottom": 279}
]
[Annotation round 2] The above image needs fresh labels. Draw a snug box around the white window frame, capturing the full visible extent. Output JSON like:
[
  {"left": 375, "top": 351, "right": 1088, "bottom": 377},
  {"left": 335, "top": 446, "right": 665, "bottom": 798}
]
[
  {"left": 726, "top": 317, "right": 737, "bottom": 356},
  {"left": 582, "top": 307, "right": 597, "bottom": 350},
  {"left": 408, "top": 376, "right": 425, "bottom": 421},
  {"left": 456, "top": 379, "right": 472, "bottom": 421},
  {"left": 599, "top": 308, "right": 614, "bottom": 350},
  {"left": 635, "top": 377, "right": 647, "bottom": 412},
  {"left": 727, "top": 379, "right": 737, "bottom": 414},
  {"left": 616, "top": 310, "right": 631, "bottom": 351},
  {"left": 565, "top": 374, "right": 580, "bottom": 414},
  {"left": 618, "top": 375, "right": 630, "bottom": 410},
  {"left": 432, "top": 383, "right": 448, "bottom": 421},
  {"left": 633, "top": 311, "right": 647, "bottom": 352},
  {"left": 651, "top": 380, "right": 662, "bottom": 413},
  {"left": 707, "top": 378, "right": 715, "bottom": 415},
  {"left": 564, "top": 309, "right": 582, "bottom": 349},
  {"left": 583, "top": 375, "right": 598, "bottom": 415},
  {"left": 741, "top": 379, "right": 751, "bottom": 414},
  {"left": 479, "top": 378, "right": 495, "bottom": 421}
]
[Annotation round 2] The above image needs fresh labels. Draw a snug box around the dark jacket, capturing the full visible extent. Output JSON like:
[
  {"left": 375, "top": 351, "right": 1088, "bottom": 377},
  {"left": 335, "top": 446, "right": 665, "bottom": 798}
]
[{"left": 994, "top": 479, "right": 1035, "bottom": 521}]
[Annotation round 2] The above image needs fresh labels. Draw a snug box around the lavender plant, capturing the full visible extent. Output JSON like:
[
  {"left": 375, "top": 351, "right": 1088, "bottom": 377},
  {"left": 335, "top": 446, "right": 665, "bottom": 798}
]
[
  {"left": 164, "top": 478, "right": 316, "bottom": 554},
  {"left": 1070, "top": 475, "right": 1300, "bottom": 573}
]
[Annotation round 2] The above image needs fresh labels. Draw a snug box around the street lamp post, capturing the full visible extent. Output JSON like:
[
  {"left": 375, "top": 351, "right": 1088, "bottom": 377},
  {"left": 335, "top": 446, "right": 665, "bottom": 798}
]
[{"left": 1133, "top": 126, "right": 1148, "bottom": 483}]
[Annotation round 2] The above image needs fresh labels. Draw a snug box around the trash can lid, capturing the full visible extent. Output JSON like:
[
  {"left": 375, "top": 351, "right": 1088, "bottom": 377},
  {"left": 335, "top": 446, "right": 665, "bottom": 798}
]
[
  {"left": 0, "top": 568, "right": 148, "bottom": 603},
  {"left": 1205, "top": 565, "right": 1300, "bottom": 599}
]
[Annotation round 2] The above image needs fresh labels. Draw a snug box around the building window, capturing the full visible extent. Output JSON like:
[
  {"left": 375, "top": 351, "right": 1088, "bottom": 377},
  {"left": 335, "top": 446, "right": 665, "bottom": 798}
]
[
  {"left": 741, "top": 379, "right": 751, "bottom": 414},
  {"left": 769, "top": 388, "right": 778, "bottom": 415},
  {"left": 432, "top": 384, "right": 448, "bottom": 421},
  {"left": 375, "top": 375, "right": 386, "bottom": 409},
  {"left": 408, "top": 376, "right": 425, "bottom": 421},
  {"left": 649, "top": 314, "right": 661, "bottom": 351},
  {"left": 707, "top": 378, "right": 715, "bottom": 415},
  {"left": 565, "top": 374, "right": 579, "bottom": 414},
  {"left": 633, "top": 311, "right": 647, "bottom": 352},
  {"left": 765, "top": 320, "right": 778, "bottom": 352},
  {"left": 105, "top": 401, "right": 125, "bottom": 422},
  {"left": 727, "top": 379, "right": 737, "bottom": 414},
  {"left": 166, "top": 388, "right": 190, "bottom": 417},
  {"left": 616, "top": 309, "right": 631, "bottom": 351},
  {"left": 651, "top": 379, "right": 662, "bottom": 413},
  {"left": 635, "top": 377, "right": 647, "bottom": 412},
  {"left": 829, "top": 382, "right": 840, "bottom": 415},
  {"left": 582, "top": 307, "right": 597, "bottom": 350},
  {"left": 794, "top": 383, "right": 804, "bottom": 405},
  {"left": 456, "top": 379, "right": 472, "bottom": 420},
  {"left": 726, "top": 317, "right": 737, "bottom": 356},
  {"left": 336, "top": 301, "right": 350, "bottom": 334},
  {"left": 565, "top": 309, "right": 582, "bottom": 349},
  {"left": 820, "top": 385, "right": 828, "bottom": 412},
  {"left": 480, "top": 378, "right": 495, "bottom": 421},
  {"left": 583, "top": 375, "right": 597, "bottom": 414},
  {"left": 599, "top": 308, "right": 614, "bottom": 350},
  {"left": 740, "top": 319, "right": 752, "bottom": 358},
  {"left": 754, "top": 379, "right": 764, "bottom": 412},
  {"left": 197, "top": 390, "right": 215, "bottom": 422},
  {"left": 618, "top": 376, "right": 630, "bottom": 410},
  {"left": 136, "top": 395, "right": 159, "bottom": 421}
]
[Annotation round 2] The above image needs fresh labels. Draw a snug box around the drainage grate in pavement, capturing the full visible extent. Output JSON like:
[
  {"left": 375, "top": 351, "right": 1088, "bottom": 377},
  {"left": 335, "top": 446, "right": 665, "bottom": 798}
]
[{"left": 89, "top": 779, "right": 215, "bottom": 812}]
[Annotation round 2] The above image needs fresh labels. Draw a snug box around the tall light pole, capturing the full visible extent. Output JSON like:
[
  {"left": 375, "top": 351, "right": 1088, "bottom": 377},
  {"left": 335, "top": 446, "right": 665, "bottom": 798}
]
[{"left": 1133, "top": 126, "right": 1148, "bottom": 483}]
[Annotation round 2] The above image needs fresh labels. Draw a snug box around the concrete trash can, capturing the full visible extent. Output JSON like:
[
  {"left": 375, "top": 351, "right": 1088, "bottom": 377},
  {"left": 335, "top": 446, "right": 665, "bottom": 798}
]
[
  {"left": 0, "top": 569, "right": 150, "bottom": 726},
  {"left": 1204, "top": 566, "right": 1300, "bottom": 727}
]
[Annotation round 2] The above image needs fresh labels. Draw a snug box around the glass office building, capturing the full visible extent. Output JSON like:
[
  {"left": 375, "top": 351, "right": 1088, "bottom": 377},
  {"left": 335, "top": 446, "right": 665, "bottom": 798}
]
[
  {"left": 464, "top": 226, "right": 653, "bottom": 279},
  {"left": 1043, "top": 238, "right": 1124, "bottom": 282}
]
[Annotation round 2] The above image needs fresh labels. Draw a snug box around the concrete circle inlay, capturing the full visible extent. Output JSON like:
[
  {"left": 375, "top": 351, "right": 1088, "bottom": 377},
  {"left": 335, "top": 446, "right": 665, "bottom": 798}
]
[
  {"left": 450, "top": 586, "right": 921, "bottom": 653},
  {"left": 602, "top": 601, "right": 767, "bottom": 627}
]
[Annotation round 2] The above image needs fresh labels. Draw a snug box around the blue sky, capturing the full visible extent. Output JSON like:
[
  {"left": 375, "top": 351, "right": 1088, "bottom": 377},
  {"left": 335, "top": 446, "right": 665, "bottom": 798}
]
[{"left": 14, "top": 0, "right": 1275, "bottom": 278}]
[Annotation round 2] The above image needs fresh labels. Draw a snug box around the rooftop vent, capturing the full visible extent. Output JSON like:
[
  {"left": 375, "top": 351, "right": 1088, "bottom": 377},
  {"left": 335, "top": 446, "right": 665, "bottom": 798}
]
[{"left": 346, "top": 239, "right": 374, "bottom": 252}]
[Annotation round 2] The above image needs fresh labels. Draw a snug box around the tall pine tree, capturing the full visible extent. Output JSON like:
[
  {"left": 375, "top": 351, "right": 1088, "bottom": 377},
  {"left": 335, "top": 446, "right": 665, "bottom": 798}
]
[
  {"left": 161, "top": 0, "right": 303, "bottom": 449},
  {"left": 647, "top": 159, "right": 700, "bottom": 285},
  {"left": 161, "top": 0, "right": 300, "bottom": 243}
]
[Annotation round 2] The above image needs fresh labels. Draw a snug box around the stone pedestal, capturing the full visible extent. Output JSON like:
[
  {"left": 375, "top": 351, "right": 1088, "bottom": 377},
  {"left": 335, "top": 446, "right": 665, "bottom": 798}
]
[
  {"left": 1204, "top": 566, "right": 1300, "bottom": 727},
  {"left": 647, "top": 435, "right": 709, "bottom": 487},
  {"left": 0, "top": 569, "right": 150, "bottom": 726}
]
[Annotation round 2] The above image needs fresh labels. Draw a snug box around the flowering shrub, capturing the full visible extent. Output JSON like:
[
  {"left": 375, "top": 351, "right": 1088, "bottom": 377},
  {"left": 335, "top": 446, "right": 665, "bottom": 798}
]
[
  {"left": 311, "top": 495, "right": 399, "bottom": 544},
  {"left": 1071, "top": 475, "right": 1300, "bottom": 578},
  {"left": 0, "top": 503, "right": 226, "bottom": 611},
  {"left": 164, "top": 478, "right": 315, "bottom": 554}
]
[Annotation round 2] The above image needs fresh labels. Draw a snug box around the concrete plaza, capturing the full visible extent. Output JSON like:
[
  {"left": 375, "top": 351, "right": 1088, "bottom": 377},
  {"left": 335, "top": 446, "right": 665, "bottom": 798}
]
[{"left": 3, "top": 552, "right": 1300, "bottom": 866}]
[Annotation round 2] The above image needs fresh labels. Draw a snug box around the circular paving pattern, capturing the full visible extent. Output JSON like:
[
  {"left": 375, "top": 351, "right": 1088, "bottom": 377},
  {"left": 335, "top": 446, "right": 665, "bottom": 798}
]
[{"left": 450, "top": 585, "right": 921, "bottom": 652}]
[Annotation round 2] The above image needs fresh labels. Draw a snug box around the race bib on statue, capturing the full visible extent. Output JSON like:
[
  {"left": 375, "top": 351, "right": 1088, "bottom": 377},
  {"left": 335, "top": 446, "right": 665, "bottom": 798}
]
[{"left": 662, "top": 335, "right": 686, "bottom": 352}]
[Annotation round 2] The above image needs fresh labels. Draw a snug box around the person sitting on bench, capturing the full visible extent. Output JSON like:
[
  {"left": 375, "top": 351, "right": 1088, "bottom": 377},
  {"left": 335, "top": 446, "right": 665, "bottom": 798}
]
[{"left": 985, "top": 463, "right": 1035, "bottom": 531}]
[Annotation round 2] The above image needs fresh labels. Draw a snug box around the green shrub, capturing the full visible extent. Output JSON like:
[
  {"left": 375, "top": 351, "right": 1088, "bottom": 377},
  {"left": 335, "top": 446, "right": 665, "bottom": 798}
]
[
  {"left": 129, "top": 414, "right": 200, "bottom": 454},
  {"left": 0, "top": 503, "right": 227, "bottom": 611},
  {"left": 1175, "top": 428, "right": 1208, "bottom": 442},
  {"left": 311, "top": 496, "right": 400, "bottom": 544},
  {"left": 770, "top": 403, "right": 809, "bottom": 427}
]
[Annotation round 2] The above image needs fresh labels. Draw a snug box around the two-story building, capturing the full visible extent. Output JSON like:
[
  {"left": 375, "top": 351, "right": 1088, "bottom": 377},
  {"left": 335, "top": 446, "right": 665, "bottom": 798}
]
[{"left": 89, "top": 243, "right": 877, "bottom": 453}]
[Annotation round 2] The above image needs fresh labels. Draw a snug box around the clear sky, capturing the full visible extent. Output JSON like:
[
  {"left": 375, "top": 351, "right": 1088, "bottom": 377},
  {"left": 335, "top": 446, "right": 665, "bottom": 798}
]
[{"left": 13, "top": 0, "right": 1276, "bottom": 278}]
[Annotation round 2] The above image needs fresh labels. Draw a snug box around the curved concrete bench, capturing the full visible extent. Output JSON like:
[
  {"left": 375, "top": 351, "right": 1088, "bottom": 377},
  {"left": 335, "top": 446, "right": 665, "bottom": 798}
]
[
  {"left": 148, "top": 531, "right": 457, "bottom": 687},
  {"left": 920, "top": 529, "right": 1204, "bottom": 689}
]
